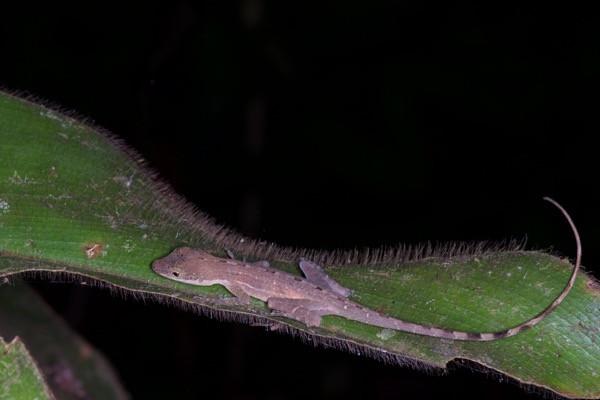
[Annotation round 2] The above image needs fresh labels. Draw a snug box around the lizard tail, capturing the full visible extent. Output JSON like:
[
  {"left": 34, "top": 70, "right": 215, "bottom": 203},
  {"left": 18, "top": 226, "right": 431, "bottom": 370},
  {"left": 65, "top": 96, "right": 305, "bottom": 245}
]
[{"left": 453, "top": 196, "right": 581, "bottom": 341}]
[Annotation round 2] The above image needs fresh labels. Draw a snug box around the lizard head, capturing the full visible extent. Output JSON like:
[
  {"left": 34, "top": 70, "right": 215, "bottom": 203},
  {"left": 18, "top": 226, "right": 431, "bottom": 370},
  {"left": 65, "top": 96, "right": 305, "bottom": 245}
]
[
  {"left": 151, "top": 247, "right": 218, "bottom": 285},
  {"left": 152, "top": 247, "right": 191, "bottom": 278}
]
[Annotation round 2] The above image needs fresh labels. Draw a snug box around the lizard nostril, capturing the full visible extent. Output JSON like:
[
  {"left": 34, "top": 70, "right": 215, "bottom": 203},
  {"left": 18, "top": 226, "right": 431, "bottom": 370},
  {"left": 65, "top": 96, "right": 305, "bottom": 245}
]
[{"left": 172, "top": 271, "right": 180, "bottom": 278}]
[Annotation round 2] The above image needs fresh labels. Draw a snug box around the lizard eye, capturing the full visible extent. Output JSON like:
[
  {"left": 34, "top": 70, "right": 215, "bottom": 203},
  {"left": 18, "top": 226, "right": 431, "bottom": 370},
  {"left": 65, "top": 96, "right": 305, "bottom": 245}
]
[{"left": 171, "top": 271, "right": 180, "bottom": 278}]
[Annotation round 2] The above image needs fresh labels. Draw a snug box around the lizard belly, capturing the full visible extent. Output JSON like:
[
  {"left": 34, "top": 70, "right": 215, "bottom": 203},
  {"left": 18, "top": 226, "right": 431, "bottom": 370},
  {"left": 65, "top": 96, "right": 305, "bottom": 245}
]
[{"left": 238, "top": 280, "right": 315, "bottom": 302}]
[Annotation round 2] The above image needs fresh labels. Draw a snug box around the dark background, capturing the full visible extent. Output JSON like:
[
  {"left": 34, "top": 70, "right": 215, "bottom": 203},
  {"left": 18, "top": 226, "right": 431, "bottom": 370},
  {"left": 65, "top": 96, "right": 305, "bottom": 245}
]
[{"left": 1, "top": 2, "right": 599, "bottom": 399}]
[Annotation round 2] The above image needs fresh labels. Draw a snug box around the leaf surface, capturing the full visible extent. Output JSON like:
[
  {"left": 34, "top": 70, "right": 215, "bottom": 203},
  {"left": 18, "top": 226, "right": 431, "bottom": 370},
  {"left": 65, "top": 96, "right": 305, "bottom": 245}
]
[{"left": 0, "top": 90, "right": 598, "bottom": 398}]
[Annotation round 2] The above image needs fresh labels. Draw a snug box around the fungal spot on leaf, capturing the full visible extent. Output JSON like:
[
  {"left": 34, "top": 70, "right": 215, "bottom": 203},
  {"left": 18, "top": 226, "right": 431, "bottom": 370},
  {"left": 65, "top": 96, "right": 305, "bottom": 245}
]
[{"left": 83, "top": 244, "right": 103, "bottom": 259}]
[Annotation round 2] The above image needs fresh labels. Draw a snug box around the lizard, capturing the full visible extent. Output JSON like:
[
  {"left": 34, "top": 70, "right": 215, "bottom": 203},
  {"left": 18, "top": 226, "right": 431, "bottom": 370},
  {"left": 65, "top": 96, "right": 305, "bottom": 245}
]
[{"left": 151, "top": 197, "right": 581, "bottom": 341}]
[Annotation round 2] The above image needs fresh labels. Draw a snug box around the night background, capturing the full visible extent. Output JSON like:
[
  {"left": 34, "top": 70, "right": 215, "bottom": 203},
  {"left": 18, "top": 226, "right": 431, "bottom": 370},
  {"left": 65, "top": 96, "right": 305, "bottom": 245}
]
[{"left": 1, "top": 2, "right": 599, "bottom": 399}]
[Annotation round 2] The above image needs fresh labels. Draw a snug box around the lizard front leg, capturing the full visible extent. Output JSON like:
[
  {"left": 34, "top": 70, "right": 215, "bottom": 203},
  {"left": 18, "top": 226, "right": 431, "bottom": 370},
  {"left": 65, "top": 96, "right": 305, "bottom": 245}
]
[{"left": 193, "top": 282, "right": 253, "bottom": 306}]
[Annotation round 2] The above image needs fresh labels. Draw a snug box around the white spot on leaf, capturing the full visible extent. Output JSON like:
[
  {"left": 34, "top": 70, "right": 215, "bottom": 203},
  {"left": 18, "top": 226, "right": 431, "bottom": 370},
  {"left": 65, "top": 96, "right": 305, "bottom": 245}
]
[
  {"left": 376, "top": 329, "right": 397, "bottom": 340},
  {"left": 123, "top": 240, "right": 136, "bottom": 253},
  {"left": 0, "top": 200, "right": 9, "bottom": 215}
]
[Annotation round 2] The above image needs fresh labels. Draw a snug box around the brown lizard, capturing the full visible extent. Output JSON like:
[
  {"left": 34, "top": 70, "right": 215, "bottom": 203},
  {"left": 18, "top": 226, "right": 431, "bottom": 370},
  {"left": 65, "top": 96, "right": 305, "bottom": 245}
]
[{"left": 151, "top": 197, "right": 581, "bottom": 341}]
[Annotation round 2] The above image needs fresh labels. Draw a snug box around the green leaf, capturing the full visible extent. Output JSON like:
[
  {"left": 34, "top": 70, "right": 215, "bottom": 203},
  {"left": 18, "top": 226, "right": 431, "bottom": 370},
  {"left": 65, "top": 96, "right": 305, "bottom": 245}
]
[
  {"left": 0, "top": 90, "right": 599, "bottom": 398},
  {"left": 0, "top": 336, "right": 54, "bottom": 400},
  {"left": 0, "top": 283, "right": 130, "bottom": 399}
]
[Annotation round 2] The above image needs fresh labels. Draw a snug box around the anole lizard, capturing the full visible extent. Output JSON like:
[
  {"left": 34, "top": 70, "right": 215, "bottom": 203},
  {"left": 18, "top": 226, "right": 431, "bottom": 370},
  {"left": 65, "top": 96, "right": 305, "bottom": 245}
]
[{"left": 152, "top": 197, "right": 581, "bottom": 341}]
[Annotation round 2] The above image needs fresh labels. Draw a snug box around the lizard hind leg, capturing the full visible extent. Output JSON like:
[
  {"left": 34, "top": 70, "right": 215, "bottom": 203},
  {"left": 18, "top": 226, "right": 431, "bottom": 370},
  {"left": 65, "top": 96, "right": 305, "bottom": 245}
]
[{"left": 267, "top": 298, "right": 327, "bottom": 327}]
